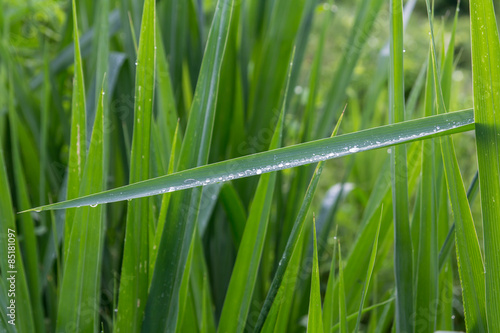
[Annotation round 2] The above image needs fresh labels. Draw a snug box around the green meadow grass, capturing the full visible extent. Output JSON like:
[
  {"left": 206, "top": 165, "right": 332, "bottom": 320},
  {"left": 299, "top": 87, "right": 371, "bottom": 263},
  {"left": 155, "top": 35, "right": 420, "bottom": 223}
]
[{"left": 0, "top": 0, "right": 499, "bottom": 332}]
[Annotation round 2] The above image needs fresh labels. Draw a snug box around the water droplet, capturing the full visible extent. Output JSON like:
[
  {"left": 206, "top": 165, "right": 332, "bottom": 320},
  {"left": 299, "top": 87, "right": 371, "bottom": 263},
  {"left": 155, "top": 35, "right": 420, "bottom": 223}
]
[
  {"left": 135, "top": 61, "right": 138, "bottom": 66},
  {"left": 436, "top": 126, "right": 440, "bottom": 130},
  {"left": 349, "top": 146, "right": 360, "bottom": 153},
  {"left": 256, "top": 169, "right": 262, "bottom": 175},
  {"left": 184, "top": 179, "right": 196, "bottom": 184},
  {"left": 403, "top": 49, "right": 406, "bottom": 53},
  {"left": 35, "top": 210, "right": 41, "bottom": 213},
  {"left": 90, "top": 204, "right": 98, "bottom": 208},
  {"left": 167, "top": 187, "right": 174, "bottom": 192},
  {"left": 278, "top": 162, "right": 284, "bottom": 168}
]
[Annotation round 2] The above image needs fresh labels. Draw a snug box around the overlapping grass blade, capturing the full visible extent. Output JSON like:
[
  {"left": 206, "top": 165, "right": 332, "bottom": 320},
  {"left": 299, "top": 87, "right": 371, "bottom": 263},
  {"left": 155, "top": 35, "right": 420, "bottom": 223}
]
[
  {"left": 114, "top": 0, "right": 156, "bottom": 331},
  {"left": 315, "top": 0, "right": 385, "bottom": 138},
  {"left": 218, "top": 52, "right": 292, "bottom": 333},
  {"left": 414, "top": 47, "right": 438, "bottom": 333},
  {"left": 0, "top": 133, "right": 35, "bottom": 333},
  {"left": 338, "top": 241, "right": 347, "bottom": 333},
  {"left": 56, "top": 87, "right": 105, "bottom": 333},
  {"left": 354, "top": 207, "right": 382, "bottom": 333},
  {"left": 7, "top": 75, "right": 45, "bottom": 332},
  {"left": 143, "top": 1, "right": 234, "bottom": 331},
  {"left": 64, "top": 0, "right": 87, "bottom": 256},
  {"left": 25, "top": 110, "right": 474, "bottom": 212},
  {"left": 425, "top": 1, "right": 488, "bottom": 330},
  {"left": 254, "top": 110, "right": 345, "bottom": 333},
  {"left": 307, "top": 220, "right": 324, "bottom": 333},
  {"left": 470, "top": 0, "right": 500, "bottom": 327},
  {"left": 389, "top": 1, "right": 413, "bottom": 331},
  {"left": 322, "top": 226, "right": 337, "bottom": 332}
]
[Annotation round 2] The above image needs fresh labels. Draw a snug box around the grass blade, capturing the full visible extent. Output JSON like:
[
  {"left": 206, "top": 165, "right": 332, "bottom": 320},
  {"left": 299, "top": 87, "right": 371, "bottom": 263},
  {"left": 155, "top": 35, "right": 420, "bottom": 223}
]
[
  {"left": 56, "top": 86, "right": 105, "bottom": 332},
  {"left": 338, "top": 241, "right": 347, "bottom": 333},
  {"left": 218, "top": 105, "right": 284, "bottom": 333},
  {"left": 425, "top": 2, "right": 488, "bottom": 329},
  {"left": 470, "top": 0, "right": 500, "bottom": 327},
  {"left": 114, "top": 0, "right": 156, "bottom": 331},
  {"left": 354, "top": 207, "right": 382, "bottom": 333},
  {"left": 414, "top": 47, "right": 438, "bottom": 333},
  {"left": 64, "top": 0, "right": 87, "bottom": 256},
  {"left": 307, "top": 219, "right": 324, "bottom": 333},
  {"left": 389, "top": 1, "right": 413, "bottom": 331},
  {"left": 143, "top": 1, "right": 234, "bottom": 331},
  {"left": 25, "top": 110, "right": 475, "bottom": 212}
]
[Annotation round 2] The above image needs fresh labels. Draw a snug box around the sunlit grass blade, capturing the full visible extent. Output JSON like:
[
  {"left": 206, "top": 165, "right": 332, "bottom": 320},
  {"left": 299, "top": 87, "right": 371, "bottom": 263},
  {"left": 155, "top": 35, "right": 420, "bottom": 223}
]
[
  {"left": 64, "top": 0, "right": 87, "bottom": 256},
  {"left": 389, "top": 1, "right": 413, "bottom": 331},
  {"left": 25, "top": 110, "right": 475, "bottom": 212},
  {"left": 307, "top": 219, "right": 324, "bottom": 333},
  {"left": 470, "top": 0, "right": 500, "bottom": 327},
  {"left": 114, "top": 0, "right": 156, "bottom": 331},
  {"left": 56, "top": 87, "right": 105, "bottom": 332},
  {"left": 354, "top": 207, "right": 382, "bottom": 333},
  {"left": 143, "top": 1, "right": 234, "bottom": 331}
]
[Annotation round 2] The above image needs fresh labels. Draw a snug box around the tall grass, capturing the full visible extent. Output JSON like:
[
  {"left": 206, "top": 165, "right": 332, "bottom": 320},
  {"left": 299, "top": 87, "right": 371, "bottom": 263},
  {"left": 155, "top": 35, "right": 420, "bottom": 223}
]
[{"left": 1, "top": 0, "right": 499, "bottom": 332}]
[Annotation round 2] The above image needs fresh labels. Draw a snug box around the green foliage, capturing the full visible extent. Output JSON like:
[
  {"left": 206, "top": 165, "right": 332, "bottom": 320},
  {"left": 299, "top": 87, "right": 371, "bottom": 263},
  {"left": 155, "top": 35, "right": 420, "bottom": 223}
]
[{"left": 1, "top": 0, "right": 499, "bottom": 332}]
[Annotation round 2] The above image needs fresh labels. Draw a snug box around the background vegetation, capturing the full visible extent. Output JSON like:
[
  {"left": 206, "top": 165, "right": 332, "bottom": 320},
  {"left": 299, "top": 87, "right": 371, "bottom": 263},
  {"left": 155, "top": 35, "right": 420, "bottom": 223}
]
[{"left": 0, "top": 0, "right": 499, "bottom": 332}]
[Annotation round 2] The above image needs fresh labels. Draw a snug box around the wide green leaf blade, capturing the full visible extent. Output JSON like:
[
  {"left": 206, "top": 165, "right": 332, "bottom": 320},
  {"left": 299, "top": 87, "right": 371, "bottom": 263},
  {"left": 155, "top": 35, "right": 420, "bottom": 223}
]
[
  {"left": 470, "top": 0, "right": 500, "bottom": 327},
  {"left": 25, "top": 110, "right": 474, "bottom": 212},
  {"left": 114, "top": 0, "right": 156, "bottom": 331}
]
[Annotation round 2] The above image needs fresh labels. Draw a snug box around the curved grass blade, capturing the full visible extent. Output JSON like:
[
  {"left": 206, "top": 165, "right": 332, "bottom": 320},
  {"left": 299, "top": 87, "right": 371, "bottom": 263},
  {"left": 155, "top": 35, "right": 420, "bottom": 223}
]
[
  {"left": 64, "top": 0, "right": 87, "bottom": 256},
  {"left": 307, "top": 219, "right": 324, "bottom": 333},
  {"left": 56, "top": 87, "right": 105, "bottom": 333},
  {"left": 113, "top": 0, "right": 156, "bottom": 331},
  {"left": 24, "top": 110, "right": 474, "bottom": 213},
  {"left": 470, "top": 0, "right": 500, "bottom": 327},
  {"left": 143, "top": 1, "right": 234, "bottom": 331}
]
